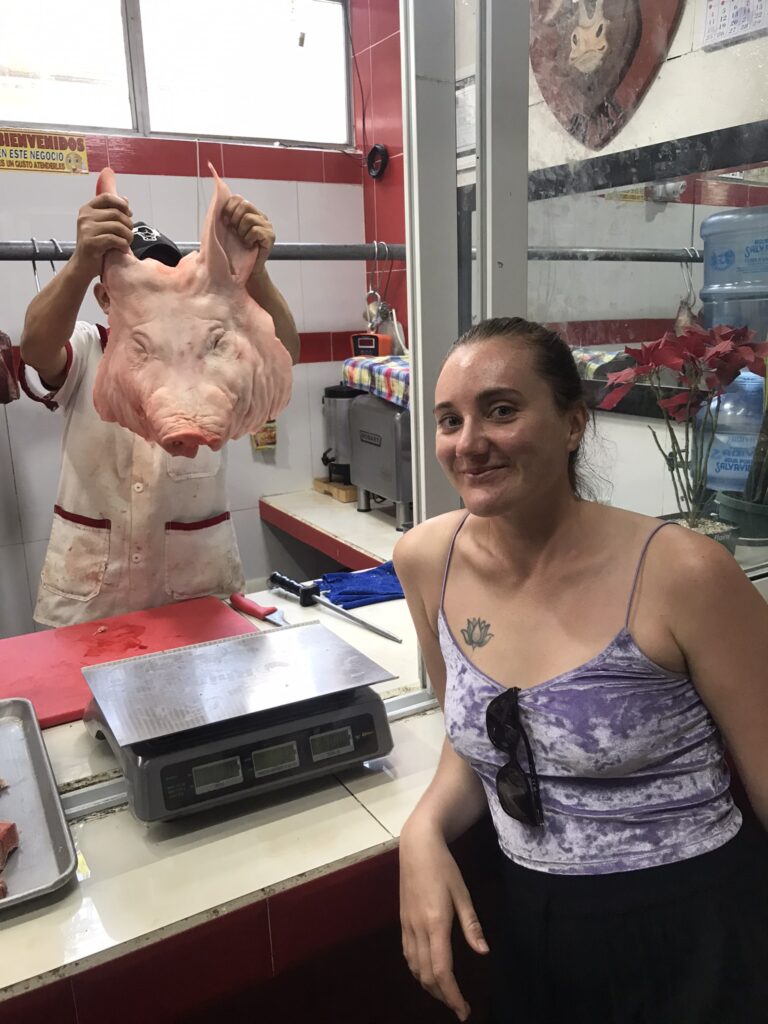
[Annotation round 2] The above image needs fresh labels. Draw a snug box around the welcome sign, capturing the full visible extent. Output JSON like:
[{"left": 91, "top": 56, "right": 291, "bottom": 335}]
[{"left": 0, "top": 129, "right": 89, "bottom": 173}]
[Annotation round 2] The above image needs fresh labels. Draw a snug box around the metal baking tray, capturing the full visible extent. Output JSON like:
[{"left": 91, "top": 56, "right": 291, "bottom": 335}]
[{"left": 0, "top": 698, "right": 77, "bottom": 911}]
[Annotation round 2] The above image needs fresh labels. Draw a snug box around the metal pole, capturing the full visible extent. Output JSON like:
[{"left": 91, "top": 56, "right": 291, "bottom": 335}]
[
  {"left": 0, "top": 241, "right": 407, "bottom": 262},
  {"left": 528, "top": 246, "right": 704, "bottom": 263},
  {"left": 401, "top": 0, "right": 460, "bottom": 525},
  {"left": 0, "top": 241, "right": 704, "bottom": 263},
  {"left": 477, "top": 0, "right": 529, "bottom": 318}
]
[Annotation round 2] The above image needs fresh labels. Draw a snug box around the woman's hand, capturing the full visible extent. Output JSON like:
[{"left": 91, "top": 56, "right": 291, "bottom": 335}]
[{"left": 399, "top": 820, "right": 489, "bottom": 1021}]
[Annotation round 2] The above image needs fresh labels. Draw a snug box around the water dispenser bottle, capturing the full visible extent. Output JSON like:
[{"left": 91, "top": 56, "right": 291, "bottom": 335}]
[
  {"left": 702, "top": 370, "right": 764, "bottom": 493},
  {"left": 700, "top": 205, "right": 768, "bottom": 340}
]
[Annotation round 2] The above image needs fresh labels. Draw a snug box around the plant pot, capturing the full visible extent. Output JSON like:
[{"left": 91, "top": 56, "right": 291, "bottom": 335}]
[
  {"left": 715, "top": 491, "right": 768, "bottom": 541},
  {"left": 659, "top": 512, "right": 739, "bottom": 554}
]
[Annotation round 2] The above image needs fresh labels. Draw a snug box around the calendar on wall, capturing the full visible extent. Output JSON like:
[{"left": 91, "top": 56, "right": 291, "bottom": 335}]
[{"left": 700, "top": 0, "right": 768, "bottom": 49}]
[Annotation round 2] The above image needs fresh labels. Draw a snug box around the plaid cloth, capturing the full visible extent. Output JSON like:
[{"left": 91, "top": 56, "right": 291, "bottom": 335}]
[{"left": 342, "top": 356, "right": 410, "bottom": 409}]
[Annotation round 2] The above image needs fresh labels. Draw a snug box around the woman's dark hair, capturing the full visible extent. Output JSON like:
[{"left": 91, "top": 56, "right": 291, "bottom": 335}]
[{"left": 446, "top": 316, "right": 592, "bottom": 497}]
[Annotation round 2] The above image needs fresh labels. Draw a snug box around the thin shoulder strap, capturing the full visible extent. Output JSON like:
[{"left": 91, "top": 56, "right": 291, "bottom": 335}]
[
  {"left": 625, "top": 520, "right": 676, "bottom": 628},
  {"left": 439, "top": 512, "right": 471, "bottom": 612}
]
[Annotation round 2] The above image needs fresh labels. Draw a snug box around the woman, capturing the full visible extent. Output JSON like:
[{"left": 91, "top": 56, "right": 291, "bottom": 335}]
[{"left": 394, "top": 317, "right": 768, "bottom": 1023}]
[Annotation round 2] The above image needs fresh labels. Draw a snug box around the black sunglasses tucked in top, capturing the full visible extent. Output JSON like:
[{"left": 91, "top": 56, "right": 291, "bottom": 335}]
[{"left": 486, "top": 687, "right": 544, "bottom": 827}]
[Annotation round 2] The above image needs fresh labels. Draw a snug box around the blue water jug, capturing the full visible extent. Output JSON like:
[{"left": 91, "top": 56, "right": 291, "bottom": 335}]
[
  {"left": 702, "top": 370, "right": 764, "bottom": 492},
  {"left": 700, "top": 206, "right": 768, "bottom": 340}
]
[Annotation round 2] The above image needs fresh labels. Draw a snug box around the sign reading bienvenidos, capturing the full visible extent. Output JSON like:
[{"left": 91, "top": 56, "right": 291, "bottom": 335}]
[{"left": 0, "top": 129, "right": 89, "bottom": 173}]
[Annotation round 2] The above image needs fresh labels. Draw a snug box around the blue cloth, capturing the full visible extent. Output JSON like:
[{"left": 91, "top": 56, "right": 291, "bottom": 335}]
[{"left": 318, "top": 560, "right": 404, "bottom": 610}]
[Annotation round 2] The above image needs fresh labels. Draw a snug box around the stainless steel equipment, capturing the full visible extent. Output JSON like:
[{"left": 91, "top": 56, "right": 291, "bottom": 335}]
[
  {"left": 82, "top": 623, "right": 395, "bottom": 823},
  {"left": 0, "top": 699, "right": 78, "bottom": 911},
  {"left": 321, "top": 384, "right": 362, "bottom": 485},
  {"left": 349, "top": 394, "right": 413, "bottom": 531}
]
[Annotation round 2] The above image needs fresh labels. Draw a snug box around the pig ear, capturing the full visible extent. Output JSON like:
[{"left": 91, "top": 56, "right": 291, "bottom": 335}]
[
  {"left": 200, "top": 163, "right": 259, "bottom": 287},
  {"left": 97, "top": 167, "right": 118, "bottom": 197}
]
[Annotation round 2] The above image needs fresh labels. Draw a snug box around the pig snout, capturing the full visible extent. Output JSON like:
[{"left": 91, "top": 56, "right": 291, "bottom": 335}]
[{"left": 144, "top": 384, "right": 235, "bottom": 458}]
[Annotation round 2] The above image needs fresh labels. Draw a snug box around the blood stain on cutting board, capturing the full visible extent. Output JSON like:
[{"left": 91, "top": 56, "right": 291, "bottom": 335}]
[{"left": 81, "top": 623, "right": 149, "bottom": 660}]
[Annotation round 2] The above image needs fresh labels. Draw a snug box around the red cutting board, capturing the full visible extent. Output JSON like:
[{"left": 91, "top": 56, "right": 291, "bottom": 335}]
[{"left": 0, "top": 597, "right": 256, "bottom": 729}]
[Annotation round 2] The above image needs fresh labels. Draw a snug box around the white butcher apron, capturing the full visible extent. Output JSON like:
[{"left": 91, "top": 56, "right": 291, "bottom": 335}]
[{"left": 20, "top": 321, "right": 245, "bottom": 627}]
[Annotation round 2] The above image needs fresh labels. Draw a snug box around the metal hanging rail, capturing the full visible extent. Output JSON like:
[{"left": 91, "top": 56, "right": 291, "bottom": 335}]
[
  {"left": 0, "top": 242, "right": 702, "bottom": 263},
  {"left": 528, "top": 246, "right": 703, "bottom": 263},
  {"left": 0, "top": 240, "right": 407, "bottom": 262}
]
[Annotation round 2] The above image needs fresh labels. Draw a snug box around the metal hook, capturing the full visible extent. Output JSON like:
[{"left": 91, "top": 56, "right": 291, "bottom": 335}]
[
  {"left": 30, "top": 237, "right": 41, "bottom": 294},
  {"left": 48, "top": 238, "right": 63, "bottom": 275},
  {"left": 368, "top": 240, "right": 379, "bottom": 294},
  {"left": 679, "top": 246, "right": 697, "bottom": 308}
]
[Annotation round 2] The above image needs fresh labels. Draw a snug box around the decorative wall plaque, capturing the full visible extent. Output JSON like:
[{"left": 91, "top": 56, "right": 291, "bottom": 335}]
[{"left": 530, "top": 0, "right": 685, "bottom": 150}]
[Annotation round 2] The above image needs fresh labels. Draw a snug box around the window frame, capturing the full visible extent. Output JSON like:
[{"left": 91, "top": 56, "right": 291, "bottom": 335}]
[{"left": 0, "top": 0, "right": 354, "bottom": 150}]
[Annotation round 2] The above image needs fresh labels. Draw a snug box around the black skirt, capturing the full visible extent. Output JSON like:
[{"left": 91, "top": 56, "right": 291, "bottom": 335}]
[{"left": 490, "top": 821, "right": 768, "bottom": 1024}]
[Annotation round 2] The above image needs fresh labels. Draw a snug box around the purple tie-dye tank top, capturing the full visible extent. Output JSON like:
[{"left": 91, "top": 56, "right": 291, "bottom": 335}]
[{"left": 441, "top": 517, "right": 741, "bottom": 875}]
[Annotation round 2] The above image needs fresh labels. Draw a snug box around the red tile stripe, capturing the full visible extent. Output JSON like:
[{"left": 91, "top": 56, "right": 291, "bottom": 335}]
[
  {"left": 166, "top": 511, "right": 231, "bottom": 531},
  {"left": 82, "top": 135, "right": 362, "bottom": 184},
  {"left": 548, "top": 318, "right": 677, "bottom": 347},
  {"left": 259, "top": 500, "right": 383, "bottom": 570},
  {"left": 54, "top": 504, "right": 111, "bottom": 530}
]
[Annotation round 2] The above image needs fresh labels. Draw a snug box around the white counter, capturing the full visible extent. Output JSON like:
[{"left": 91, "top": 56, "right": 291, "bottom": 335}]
[
  {"left": 0, "top": 592, "right": 439, "bottom": 1002},
  {"left": 260, "top": 489, "right": 401, "bottom": 566}
]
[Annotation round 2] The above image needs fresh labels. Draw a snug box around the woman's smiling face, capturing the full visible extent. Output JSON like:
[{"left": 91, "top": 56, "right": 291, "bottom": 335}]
[{"left": 434, "top": 337, "right": 585, "bottom": 517}]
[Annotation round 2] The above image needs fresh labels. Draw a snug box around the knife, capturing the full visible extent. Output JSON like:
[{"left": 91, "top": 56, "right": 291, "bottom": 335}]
[
  {"left": 267, "top": 572, "right": 402, "bottom": 644},
  {"left": 229, "top": 592, "right": 290, "bottom": 627}
]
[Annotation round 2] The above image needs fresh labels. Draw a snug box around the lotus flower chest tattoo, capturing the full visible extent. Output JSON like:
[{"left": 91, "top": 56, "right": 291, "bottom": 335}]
[{"left": 461, "top": 618, "right": 494, "bottom": 650}]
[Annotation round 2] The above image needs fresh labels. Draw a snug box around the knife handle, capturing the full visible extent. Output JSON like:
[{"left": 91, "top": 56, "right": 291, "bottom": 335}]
[
  {"left": 268, "top": 572, "right": 319, "bottom": 607},
  {"left": 229, "top": 593, "right": 277, "bottom": 619}
]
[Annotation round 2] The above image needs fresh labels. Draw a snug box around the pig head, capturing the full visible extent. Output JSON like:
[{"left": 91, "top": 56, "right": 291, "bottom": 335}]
[{"left": 92, "top": 166, "right": 293, "bottom": 458}]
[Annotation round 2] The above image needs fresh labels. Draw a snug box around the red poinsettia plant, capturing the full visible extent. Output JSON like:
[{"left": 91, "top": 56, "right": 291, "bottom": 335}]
[{"left": 600, "top": 324, "right": 768, "bottom": 528}]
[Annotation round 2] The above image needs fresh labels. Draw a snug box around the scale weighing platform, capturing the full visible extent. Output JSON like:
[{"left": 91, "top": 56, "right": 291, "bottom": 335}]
[{"left": 82, "top": 622, "right": 395, "bottom": 822}]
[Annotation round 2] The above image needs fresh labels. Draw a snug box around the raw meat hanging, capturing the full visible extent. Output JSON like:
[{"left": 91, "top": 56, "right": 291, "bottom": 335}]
[
  {"left": 93, "top": 165, "right": 293, "bottom": 458},
  {"left": 0, "top": 330, "right": 20, "bottom": 405}
]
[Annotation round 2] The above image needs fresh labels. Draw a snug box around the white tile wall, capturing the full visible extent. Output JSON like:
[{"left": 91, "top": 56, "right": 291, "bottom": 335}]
[
  {"left": 0, "top": 167, "right": 365, "bottom": 637},
  {"left": 297, "top": 182, "right": 367, "bottom": 332},
  {"left": 0, "top": 544, "right": 34, "bottom": 639},
  {"left": 5, "top": 394, "right": 64, "bottom": 544},
  {"left": 0, "top": 409, "right": 22, "bottom": 547}
]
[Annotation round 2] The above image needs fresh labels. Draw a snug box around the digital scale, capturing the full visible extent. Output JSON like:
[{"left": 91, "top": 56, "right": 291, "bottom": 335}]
[{"left": 82, "top": 622, "right": 395, "bottom": 822}]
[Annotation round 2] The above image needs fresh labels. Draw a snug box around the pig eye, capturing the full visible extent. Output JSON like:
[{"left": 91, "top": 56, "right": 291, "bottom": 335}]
[{"left": 209, "top": 331, "right": 227, "bottom": 352}]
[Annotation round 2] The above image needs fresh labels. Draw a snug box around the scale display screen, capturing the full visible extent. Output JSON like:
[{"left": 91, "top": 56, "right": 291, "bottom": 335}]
[
  {"left": 310, "top": 726, "right": 355, "bottom": 762},
  {"left": 192, "top": 756, "right": 243, "bottom": 795},
  {"left": 252, "top": 740, "right": 300, "bottom": 778}
]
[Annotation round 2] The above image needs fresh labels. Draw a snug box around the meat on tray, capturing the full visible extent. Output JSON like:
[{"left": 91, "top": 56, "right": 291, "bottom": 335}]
[{"left": 0, "top": 820, "right": 19, "bottom": 871}]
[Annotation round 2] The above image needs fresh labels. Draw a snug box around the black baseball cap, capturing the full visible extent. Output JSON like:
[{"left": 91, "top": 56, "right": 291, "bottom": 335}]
[{"left": 130, "top": 221, "right": 183, "bottom": 267}]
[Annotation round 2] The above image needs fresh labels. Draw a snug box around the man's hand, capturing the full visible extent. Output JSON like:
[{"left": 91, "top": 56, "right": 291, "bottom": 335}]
[
  {"left": 221, "top": 196, "right": 275, "bottom": 277},
  {"left": 71, "top": 193, "right": 134, "bottom": 282}
]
